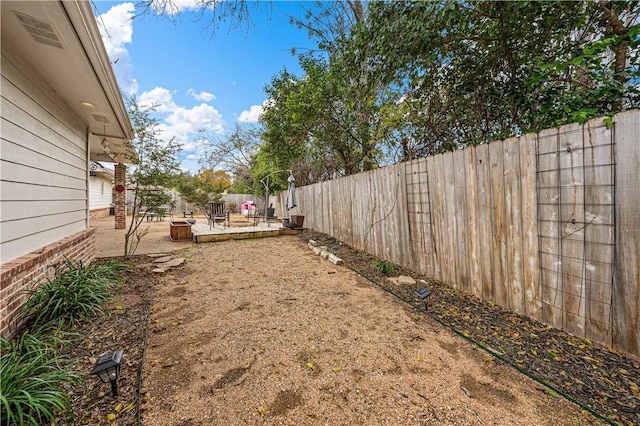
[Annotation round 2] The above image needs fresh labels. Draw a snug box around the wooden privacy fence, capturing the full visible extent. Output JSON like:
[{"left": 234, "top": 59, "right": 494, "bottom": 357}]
[{"left": 283, "top": 111, "right": 639, "bottom": 357}]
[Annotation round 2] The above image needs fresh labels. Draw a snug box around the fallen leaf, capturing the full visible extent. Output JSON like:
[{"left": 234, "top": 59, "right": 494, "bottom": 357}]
[
  {"left": 115, "top": 403, "right": 123, "bottom": 412},
  {"left": 306, "top": 362, "right": 315, "bottom": 369},
  {"left": 107, "top": 413, "right": 116, "bottom": 421},
  {"left": 258, "top": 406, "right": 266, "bottom": 418},
  {"left": 333, "top": 367, "right": 341, "bottom": 372},
  {"left": 417, "top": 355, "right": 424, "bottom": 362}
]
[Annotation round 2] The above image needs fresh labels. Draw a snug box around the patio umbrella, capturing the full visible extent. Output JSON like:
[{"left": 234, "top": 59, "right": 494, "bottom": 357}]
[{"left": 286, "top": 173, "right": 297, "bottom": 211}]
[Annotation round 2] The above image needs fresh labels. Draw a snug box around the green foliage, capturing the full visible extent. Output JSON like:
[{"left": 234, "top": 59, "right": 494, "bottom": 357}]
[
  {"left": 356, "top": 0, "right": 639, "bottom": 157},
  {"left": 124, "top": 95, "right": 181, "bottom": 255},
  {"left": 21, "top": 258, "right": 127, "bottom": 327},
  {"left": 374, "top": 260, "right": 396, "bottom": 276},
  {"left": 1, "top": 324, "right": 80, "bottom": 425},
  {"left": 172, "top": 170, "right": 230, "bottom": 215}
]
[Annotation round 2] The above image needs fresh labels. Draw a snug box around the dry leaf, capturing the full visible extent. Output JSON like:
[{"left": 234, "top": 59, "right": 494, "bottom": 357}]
[
  {"left": 258, "top": 406, "right": 266, "bottom": 418},
  {"left": 107, "top": 413, "right": 116, "bottom": 421},
  {"left": 306, "top": 362, "right": 315, "bottom": 369}
]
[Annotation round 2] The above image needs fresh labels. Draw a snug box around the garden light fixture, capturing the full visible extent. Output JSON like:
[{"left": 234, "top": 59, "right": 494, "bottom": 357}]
[
  {"left": 414, "top": 287, "right": 433, "bottom": 311},
  {"left": 90, "top": 350, "right": 123, "bottom": 397}
]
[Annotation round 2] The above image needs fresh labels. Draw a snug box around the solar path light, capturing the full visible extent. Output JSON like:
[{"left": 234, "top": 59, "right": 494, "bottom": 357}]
[
  {"left": 90, "top": 350, "right": 124, "bottom": 397},
  {"left": 414, "top": 287, "right": 433, "bottom": 311}
]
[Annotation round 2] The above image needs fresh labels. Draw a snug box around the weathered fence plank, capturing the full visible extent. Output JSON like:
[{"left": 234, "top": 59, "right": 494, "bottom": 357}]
[
  {"left": 443, "top": 152, "right": 458, "bottom": 287},
  {"left": 431, "top": 154, "right": 450, "bottom": 284},
  {"left": 405, "top": 160, "right": 434, "bottom": 275},
  {"left": 489, "top": 140, "right": 508, "bottom": 305},
  {"left": 474, "top": 144, "right": 494, "bottom": 301},
  {"left": 426, "top": 156, "right": 444, "bottom": 282},
  {"left": 453, "top": 150, "right": 470, "bottom": 293},
  {"left": 582, "top": 119, "right": 615, "bottom": 346},
  {"left": 537, "top": 127, "right": 563, "bottom": 330},
  {"left": 465, "top": 148, "right": 483, "bottom": 299},
  {"left": 520, "top": 133, "right": 541, "bottom": 320},
  {"left": 613, "top": 111, "right": 640, "bottom": 356},
  {"left": 504, "top": 137, "right": 524, "bottom": 313},
  {"left": 559, "top": 122, "right": 587, "bottom": 337}
]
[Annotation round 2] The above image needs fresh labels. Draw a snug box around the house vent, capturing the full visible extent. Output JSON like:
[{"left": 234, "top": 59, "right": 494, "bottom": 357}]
[
  {"left": 13, "top": 11, "right": 64, "bottom": 49},
  {"left": 92, "top": 115, "right": 109, "bottom": 123}
]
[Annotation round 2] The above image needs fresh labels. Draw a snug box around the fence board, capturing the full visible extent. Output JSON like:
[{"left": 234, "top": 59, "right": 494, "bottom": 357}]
[
  {"left": 489, "top": 140, "right": 508, "bottom": 305},
  {"left": 443, "top": 152, "right": 458, "bottom": 287},
  {"left": 537, "top": 127, "right": 563, "bottom": 329},
  {"left": 559, "top": 122, "right": 586, "bottom": 337},
  {"left": 474, "top": 144, "right": 494, "bottom": 301},
  {"left": 504, "top": 137, "right": 524, "bottom": 313},
  {"left": 426, "top": 156, "right": 444, "bottom": 282},
  {"left": 431, "top": 154, "right": 450, "bottom": 284},
  {"left": 613, "top": 111, "right": 640, "bottom": 356},
  {"left": 583, "top": 119, "right": 614, "bottom": 346},
  {"left": 404, "top": 160, "right": 432, "bottom": 274},
  {"left": 520, "top": 133, "right": 541, "bottom": 319},
  {"left": 465, "top": 148, "right": 482, "bottom": 298},
  {"left": 453, "top": 150, "right": 470, "bottom": 292}
]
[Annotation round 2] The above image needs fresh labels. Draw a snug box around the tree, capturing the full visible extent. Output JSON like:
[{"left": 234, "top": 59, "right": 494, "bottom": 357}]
[
  {"left": 124, "top": 95, "right": 181, "bottom": 256},
  {"left": 199, "top": 122, "right": 262, "bottom": 193},
  {"left": 172, "top": 169, "right": 231, "bottom": 215},
  {"left": 354, "top": 1, "right": 639, "bottom": 157}
]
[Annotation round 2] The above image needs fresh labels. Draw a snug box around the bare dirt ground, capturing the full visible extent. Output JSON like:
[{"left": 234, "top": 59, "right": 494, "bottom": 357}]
[{"left": 65, "top": 216, "right": 619, "bottom": 425}]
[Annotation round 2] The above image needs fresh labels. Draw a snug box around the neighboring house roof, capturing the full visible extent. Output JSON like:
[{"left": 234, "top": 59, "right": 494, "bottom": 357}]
[
  {"left": 1, "top": 0, "right": 136, "bottom": 163},
  {"left": 90, "top": 161, "right": 115, "bottom": 178}
]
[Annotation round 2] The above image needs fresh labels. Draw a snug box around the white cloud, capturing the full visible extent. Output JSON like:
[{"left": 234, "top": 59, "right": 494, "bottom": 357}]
[
  {"left": 165, "top": 103, "right": 226, "bottom": 138},
  {"left": 187, "top": 89, "right": 216, "bottom": 102},
  {"left": 237, "top": 104, "right": 264, "bottom": 123},
  {"left": 136, "top": 87, "right": 225, "bottom": 172},
  {"left": 139, "top": 87, "right": 178, "bottom": 112},
  {"left": 152, "top": 0, "right": 202, "bottom": 15},
  {"left": 97, "top": 3, "right": 137, "bottom": 95}
]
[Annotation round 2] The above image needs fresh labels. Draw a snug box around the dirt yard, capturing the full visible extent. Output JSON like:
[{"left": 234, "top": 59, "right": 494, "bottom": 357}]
[{"left": 84, "top": 216, "right": 601, "bottom": 425}]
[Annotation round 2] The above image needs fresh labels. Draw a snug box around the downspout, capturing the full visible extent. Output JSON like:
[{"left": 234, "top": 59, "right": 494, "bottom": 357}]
[{"left": 86, "top": 127, "right": 91, "bottom": 228}]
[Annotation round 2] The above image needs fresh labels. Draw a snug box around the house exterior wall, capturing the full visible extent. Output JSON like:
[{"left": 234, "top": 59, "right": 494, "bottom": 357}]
[
  {"left": 0, "top": 229, "right": 95, "bottom": 336},
  {"left": 1, "top": 44, "right": 95, "bottom": 336},
  {"left": 89, "top": 173, "right": 113, "bottom": 220}
]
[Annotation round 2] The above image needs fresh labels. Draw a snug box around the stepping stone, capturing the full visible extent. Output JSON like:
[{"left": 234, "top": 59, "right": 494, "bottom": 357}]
[
  {"left": 162, "top": 258, "right": 186, "bottom": 268},
  {"left": 153, "top": 256, "right": 174, "bottom": 263}
]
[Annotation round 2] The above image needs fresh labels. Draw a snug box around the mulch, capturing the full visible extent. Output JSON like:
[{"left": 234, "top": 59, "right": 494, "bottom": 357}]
[
  {"left": 57, "top": 231, "right": 639, "bottom": 426},
  {"left": 300, "top": 231, "right": 640, "bottom": 426}
]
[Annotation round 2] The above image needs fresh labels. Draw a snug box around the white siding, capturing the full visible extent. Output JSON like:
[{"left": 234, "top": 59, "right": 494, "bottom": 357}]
[
  {"left": 1, "top": 49, "right": 88, "bottom": 264},
  {"left": 89, "top": 174, "right": 113, "bottom": 210}
]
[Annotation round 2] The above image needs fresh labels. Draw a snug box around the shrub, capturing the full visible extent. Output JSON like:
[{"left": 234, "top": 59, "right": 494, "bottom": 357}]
[
  {"left": 1, "top": 324, "right": 80, "bottom": 425},
  {"left": 21, "top": 258, "right": 128, "bottom": 327},
  {"left": 374, "top": 260, "right": 396, "bottom": 276}
]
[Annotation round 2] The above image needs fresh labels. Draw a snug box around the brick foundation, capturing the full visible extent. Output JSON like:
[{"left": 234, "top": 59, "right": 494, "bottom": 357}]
[{"left": 0, "top": 228, "right": 95, "bottom": 338}]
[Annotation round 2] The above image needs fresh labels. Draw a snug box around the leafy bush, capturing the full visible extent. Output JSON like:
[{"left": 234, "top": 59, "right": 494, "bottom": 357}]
[
  {"left": 374, "top": 260, "right": 396, "bottom": 276},
  {"left": 21, "top": 258, "right": 128, "bottom": 327},
  {"left": 1, "top": 324, "right": 80, "bottom": 425}
]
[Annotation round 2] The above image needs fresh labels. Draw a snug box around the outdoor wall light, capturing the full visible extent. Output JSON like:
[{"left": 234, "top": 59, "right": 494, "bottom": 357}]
[
  {"left": 414, "top": 287, "right": 433, "bottom": 310},
  {"left": 90, "top": 350, "right": 124, "bottom": 397}
]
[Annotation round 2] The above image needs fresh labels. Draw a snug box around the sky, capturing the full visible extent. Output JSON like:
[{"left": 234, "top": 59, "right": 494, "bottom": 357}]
[{"left": 93, "top": 1, "right": 318, "bottom": 173}]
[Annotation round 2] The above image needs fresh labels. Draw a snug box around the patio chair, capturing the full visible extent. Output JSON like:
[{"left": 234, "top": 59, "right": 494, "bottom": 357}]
[{"left": 208, "top": 202, "right": 228, "bottom": 229}]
